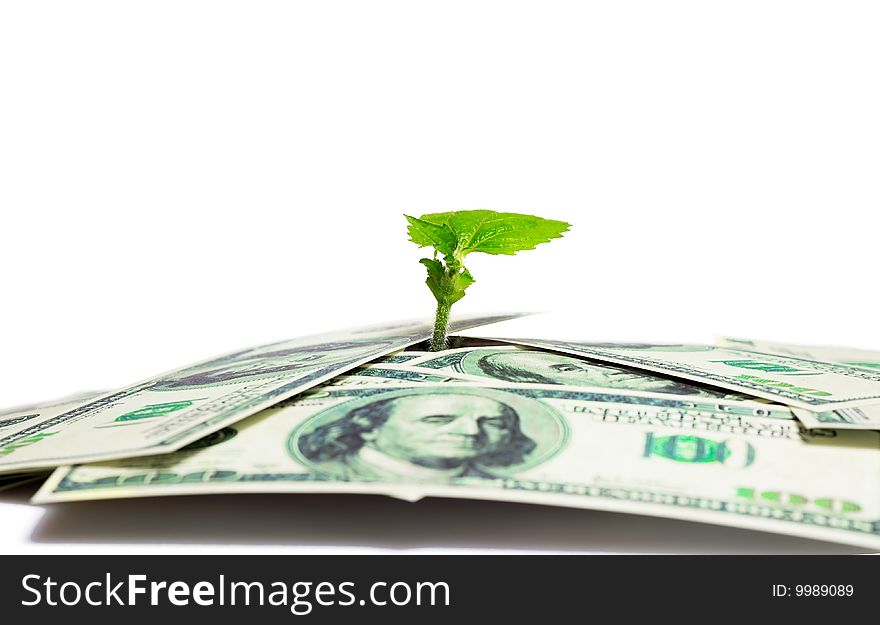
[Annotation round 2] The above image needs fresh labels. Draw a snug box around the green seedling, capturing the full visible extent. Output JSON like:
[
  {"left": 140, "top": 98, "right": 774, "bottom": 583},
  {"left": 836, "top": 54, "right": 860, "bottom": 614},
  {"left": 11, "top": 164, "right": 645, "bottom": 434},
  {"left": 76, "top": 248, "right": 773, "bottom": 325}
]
[{"left": 405, "top": 210, "right": 570, "bottom": 351}]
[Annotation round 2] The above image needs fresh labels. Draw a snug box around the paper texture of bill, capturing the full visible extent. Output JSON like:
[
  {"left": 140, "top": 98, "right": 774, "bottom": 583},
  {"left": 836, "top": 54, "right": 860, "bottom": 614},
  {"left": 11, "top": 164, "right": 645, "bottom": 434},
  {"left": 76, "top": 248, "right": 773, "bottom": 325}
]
[
  {"left": 0, "top": 314, "right": 520, "bottom": 474},
  {"left": 488, "top": 338, "right": 880, "bottom": 411},
  {"left": 34, "top": 381, "right": 880, "bottom": 549},
  {"left": 717, "top": 337, "right": 880, "bottom": 372},
  {"left": 711, "top": 339, "right": 880, "bottom": 430},
  {"left": 404, "top": 345, "right": 764, "bottom": 401}
]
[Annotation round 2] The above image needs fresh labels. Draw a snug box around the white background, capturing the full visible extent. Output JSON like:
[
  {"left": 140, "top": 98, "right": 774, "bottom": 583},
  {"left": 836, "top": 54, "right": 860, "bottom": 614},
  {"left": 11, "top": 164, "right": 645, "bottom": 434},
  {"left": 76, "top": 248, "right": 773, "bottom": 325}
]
[{"left": 0, "top": 1, "right": 877, "bottom": 553}]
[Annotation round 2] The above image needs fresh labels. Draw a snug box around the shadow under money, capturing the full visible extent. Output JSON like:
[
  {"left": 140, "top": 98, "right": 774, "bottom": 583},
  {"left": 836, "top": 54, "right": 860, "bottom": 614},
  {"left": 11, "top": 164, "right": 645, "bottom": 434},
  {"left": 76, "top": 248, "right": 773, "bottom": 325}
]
[{"left": 4, "top": 483, "right": 858, "bottom": 554}]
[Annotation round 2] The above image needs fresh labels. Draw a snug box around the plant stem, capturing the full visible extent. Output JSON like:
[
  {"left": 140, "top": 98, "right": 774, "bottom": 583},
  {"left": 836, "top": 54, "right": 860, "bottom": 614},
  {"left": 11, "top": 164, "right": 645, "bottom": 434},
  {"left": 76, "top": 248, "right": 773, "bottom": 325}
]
[{"left": 430, "top": 299, "right": 452, "bottom": 351}]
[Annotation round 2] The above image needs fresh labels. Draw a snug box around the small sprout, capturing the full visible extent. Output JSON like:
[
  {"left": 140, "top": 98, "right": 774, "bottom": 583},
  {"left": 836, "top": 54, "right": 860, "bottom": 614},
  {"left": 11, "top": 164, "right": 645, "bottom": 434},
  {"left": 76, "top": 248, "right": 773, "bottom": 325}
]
[{"left": 405, "top": 209, "right": 570, "bottom": 351}]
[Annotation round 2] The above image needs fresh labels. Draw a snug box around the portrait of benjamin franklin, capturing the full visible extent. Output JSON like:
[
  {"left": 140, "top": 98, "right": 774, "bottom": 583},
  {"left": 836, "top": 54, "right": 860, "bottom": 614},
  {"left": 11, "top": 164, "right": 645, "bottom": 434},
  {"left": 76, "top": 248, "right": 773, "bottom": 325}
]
[
  {"left": 292, "top": 388, "right": 566, "bottom": 482},
  {"left": 459, "top": 348, "right": 731, "bottom": 398}
]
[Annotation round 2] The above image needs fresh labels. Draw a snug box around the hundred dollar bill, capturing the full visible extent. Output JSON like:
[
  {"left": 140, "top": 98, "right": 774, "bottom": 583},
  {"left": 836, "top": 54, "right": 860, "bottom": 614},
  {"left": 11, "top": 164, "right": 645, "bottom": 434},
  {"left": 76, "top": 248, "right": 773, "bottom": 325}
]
[
  {"left": 717, "top": 337, "right": 880, "bottom": 372},
  {"left": 714, "top": 340, "right": 880, "bottom": 430},
  {"left": 33, "top": 384, "right": 880, "bottom": 549},
  {"left": 488, "top": 338, "right": 880, "bottom": 411},
  {"left": 0, "top": 314, "right": 520, "bottom": 474},
  {"left": 405, "top": 345, "right": 762, "bottom": 401}
]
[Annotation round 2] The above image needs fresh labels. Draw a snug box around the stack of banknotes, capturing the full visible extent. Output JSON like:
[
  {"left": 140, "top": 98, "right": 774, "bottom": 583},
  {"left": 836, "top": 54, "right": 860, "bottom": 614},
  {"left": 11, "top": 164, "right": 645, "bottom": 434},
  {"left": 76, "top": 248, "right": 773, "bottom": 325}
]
[{"left": 1, "top": 313, "right": 879, "bottom": 550}]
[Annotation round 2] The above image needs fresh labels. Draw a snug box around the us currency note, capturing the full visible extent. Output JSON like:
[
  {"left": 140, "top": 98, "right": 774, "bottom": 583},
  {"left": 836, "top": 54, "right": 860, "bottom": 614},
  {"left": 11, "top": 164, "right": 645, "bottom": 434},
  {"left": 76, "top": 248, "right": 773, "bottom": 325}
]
[
  {"left": 717, "top": 337, "right": 880, "bottom": 372},
  {"left": 0, "top": 314, "right": 520, "bottom": 474},
  {"left": 405, "top": 345, "right": 764, "bottom": 401},
  {"left": 34, "top": 383, "right": 880, "bottom": 549},
  {"left": 488, "top": 338, "right": 880, "bottom": 411},
  {"left": 716, "top": 340, "right": 880, "bottom": 430}
]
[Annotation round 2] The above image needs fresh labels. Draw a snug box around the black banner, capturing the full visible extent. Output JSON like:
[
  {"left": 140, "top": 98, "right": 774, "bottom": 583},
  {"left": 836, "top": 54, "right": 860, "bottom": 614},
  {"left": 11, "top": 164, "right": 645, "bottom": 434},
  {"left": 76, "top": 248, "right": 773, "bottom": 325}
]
[{"left": 0, "top": 555, "right": 875, "bottom": 622}]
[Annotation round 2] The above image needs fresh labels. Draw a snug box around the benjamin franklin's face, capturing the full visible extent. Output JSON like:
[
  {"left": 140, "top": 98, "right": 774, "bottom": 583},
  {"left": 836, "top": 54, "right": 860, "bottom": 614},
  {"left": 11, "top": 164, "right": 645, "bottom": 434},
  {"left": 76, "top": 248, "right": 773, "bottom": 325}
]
[
  {"left": 482, "top": 351, "right": 702, "bottom": 394},
  {"left": 365, "top": 395, "right": 517, "bottom": 467}
]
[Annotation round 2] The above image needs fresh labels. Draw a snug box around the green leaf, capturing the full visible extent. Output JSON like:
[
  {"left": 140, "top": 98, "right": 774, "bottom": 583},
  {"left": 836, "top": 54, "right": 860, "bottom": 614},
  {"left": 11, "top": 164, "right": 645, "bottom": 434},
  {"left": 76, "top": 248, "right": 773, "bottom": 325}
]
[
  {"left": 419, "top": 258, "right": 475, "bottom": 305},
  {"left": 419, "top": 258, "right": 445, "bottom": 302},
  {"left": 413, "top": 209, "right": 570, "bottom": 256},
  {"left": 405, "top": 215, "right": 457, "bottom": 256},
  {"left": 448, "top": 266, "right": 475, "bottom": 304}
]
